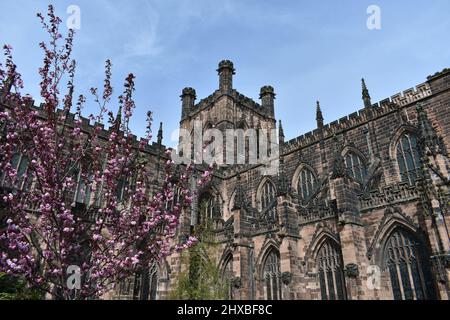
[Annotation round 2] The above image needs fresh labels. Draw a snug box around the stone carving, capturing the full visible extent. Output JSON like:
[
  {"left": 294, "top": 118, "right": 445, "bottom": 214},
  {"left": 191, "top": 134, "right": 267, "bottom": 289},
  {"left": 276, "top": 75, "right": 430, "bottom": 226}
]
[
  {"left": 344, "top": 263, "right": 359, "bottom": 278},
  {"left": 431, "top": 254, "right": 450, "bottom": 284},
  {"left": 281, "top": 272, "right": 293, "bottom": 285},
  {"left": 232, "top": 276, "right": 242, "bottom": 289}
]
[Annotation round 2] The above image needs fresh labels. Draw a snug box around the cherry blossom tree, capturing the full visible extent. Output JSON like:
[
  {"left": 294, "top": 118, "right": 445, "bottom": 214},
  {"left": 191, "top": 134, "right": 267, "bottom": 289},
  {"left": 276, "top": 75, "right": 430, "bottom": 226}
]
[{"left": 0, "top": 5, "right": 210, "bottom": 299}]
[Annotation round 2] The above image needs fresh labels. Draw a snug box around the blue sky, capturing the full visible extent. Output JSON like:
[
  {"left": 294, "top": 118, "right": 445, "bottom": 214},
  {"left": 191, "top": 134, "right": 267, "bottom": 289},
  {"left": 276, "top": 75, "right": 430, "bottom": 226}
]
[{"left": 1, "top": 0, "right": 449, "bottom": 147}]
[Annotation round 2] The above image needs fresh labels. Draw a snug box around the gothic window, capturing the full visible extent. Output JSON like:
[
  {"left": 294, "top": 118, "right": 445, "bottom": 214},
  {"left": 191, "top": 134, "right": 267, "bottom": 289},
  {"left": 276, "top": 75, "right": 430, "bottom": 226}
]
[
  {"left": 1, "top": 153, "right": 30, "bottom": 190},
  {"left": 384, "top": 228, "right": 436, "bottom": 300},
  {"left": 198, "top": 193, "right": 220, "bottom": 224},
  {"left": 260, "top": 180, "right": 276, "bottom": 220},
  {"left": 316, "top": 239, "right": 346, "bottom": 300},
  {"left": 147, "top": 263, "right": 158, "bottom": 300},
  {"left": 222, "top": 254, "right": 234, "bottom": 299},
  {"left": 75, "top": 173, "right": 93, "bottom": 205},
  {"left": 396, "top": 133, "right": 421, "bottom": 184},
  {"left": 263, "top": 249, "right": 281, "bottom": 300},
  {"left": 115, "top": 275, "right": 138, "bottom": 300},
  {"left": 167, "top": 187, "right": 181, "bottom": 210},
  {"left": 345, "top": 152, "right": 367, "bottom": 183},
  {"left": 297, "top": 168, "right": 316, "bottom": 202}
]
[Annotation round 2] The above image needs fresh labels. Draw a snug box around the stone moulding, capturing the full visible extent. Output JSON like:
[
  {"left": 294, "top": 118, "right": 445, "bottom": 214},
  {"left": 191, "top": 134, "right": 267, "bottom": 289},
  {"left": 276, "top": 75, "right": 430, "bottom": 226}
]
[{"left": 359, "top": 182, "right": 421, "bottom": 212}]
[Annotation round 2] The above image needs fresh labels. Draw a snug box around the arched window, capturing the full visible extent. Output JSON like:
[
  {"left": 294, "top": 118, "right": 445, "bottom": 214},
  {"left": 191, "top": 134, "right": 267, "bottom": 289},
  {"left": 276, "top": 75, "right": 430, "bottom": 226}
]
[
  {"left": 396, "top": 133, "right": 421, "bottom": 184},
  {"left": 148, "top": 263, "right": 158, "bottom": 300},
  {"left": 345, "top": 152, "right": 367, "bottom": 183},
  {"left": 222, "top": 254, "right": 234, "bottom": 299},
  {"left": 297, "top": 168, "right": 316, "bottom": 201},
  {"left": 384, "top": 228, "right": 436, "bottom": 300},
  {"left": 198, "top": 193, "right": 221, "bottom": 224},
  {"left": 263, "top": 249, "right": 281, "bottom": 300},
  {"left": 115, "top": 274, "right": 138, "bottom": 300},
  {"left": 260, "top": 180, "right": 276, "bottom": 220},
  {"left": 76, "top": 173, "right": 93, "bottom": 205},
  {"left": 1, "top": 153, "right": 30, "bottom": 190},
  {"left": 316, "top": 239, "right": 346, "bottom": 300}
]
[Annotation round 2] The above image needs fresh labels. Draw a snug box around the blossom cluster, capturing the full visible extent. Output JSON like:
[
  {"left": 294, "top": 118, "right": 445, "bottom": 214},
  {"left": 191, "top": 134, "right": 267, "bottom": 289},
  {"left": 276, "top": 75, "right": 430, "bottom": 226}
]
[{"left": 0, "top": 5, "right": 212, "bottom": 300}]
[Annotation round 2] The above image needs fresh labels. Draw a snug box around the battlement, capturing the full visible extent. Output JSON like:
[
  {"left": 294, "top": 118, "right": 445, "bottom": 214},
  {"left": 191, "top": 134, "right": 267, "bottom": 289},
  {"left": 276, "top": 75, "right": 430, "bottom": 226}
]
[
  {"left": 427, "top": 67, "right": 450, "bottom": 81},
  {"left": 185, "top": 88, "right": 273, "bottom": 120},
  {"left": 282, "top": 77, "right": 436, "bottom": 155},
  {"left": 0, "top": 98, "right": 166, "bottom": 157},
  {"left": 181, "top": 60, "right": 276, "bottom": 121}
]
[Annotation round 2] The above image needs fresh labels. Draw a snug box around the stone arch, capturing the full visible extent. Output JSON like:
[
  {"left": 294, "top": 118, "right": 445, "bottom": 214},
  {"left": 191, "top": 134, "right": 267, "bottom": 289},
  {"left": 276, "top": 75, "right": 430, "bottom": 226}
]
[
  {"left": 341, "top": 145, "right": 369, "bottom": 165},
  {"left": 256, "top": 241, "right": 282, "bottom": 300},
  {"left": 341, "top": 145, "right": 368, "bottom": 183},
  {"left": 219, "top": 250, "right": 235, "bottom": 299},
  {"left": 197, "top": 186, "right": 224, "bottom": 222},
  {"left": 388, "top": 125, "right": 418, "bottom": 160},
  {"left": 203, "top": 121, "right": 214, "bottom": 131},
  {"left": 216, "top": 120, "right": 235, "bottom": 130},
  {"left": 369, "top": 212, "right": 425, "bottom": 267},
  {"left": 256, "top": 176, "right": 277, "bottom": 211},
  {"left": 314, "top": 237, "right": 347, "bottom": 300},
  {"left": 256, "top": 240, "right": 280, "bottom": 278},
  {"left": 305, "top": 229, "right": 341, "bottom": 272},
  {"left": 228, "top": 189, "right": 236, "bottom": 213},
  {"left": 291, "top": 162, "right": 318, "bottom": 191},
  {"left": 375, "top": 223, "right": 437, "bottom": 300}
]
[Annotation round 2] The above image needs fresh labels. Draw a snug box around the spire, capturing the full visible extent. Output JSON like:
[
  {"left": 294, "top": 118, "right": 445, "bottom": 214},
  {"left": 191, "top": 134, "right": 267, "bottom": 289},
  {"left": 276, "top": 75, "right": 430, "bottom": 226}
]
[
  {"left": 316, "top": 101, "right": 324, "bottom": 128},
  {"left": 361, "top": 78, "right": 372, "bottom": 108},
  {"left": 157, "top": 122, "right": 163, "bottom": 145},
  {"left": 416, "top": 103, "right": 445, "bottom": 156},
  {"left": 278, "top": 120, "right": 285, "bottom": 144},
  {"left": 113, "top": 105, "right": 122, "bottom": 132}
]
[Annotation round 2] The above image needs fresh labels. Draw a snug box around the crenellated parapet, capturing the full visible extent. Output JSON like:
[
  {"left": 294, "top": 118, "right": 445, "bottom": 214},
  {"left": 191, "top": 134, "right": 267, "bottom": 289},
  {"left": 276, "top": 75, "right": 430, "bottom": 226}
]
[
  {"left": 0, "top": 99, "right": 168, "bottom": 157},
  {"left": 389, "top": 82, "right": 431, "bottom": 107},
  {"left": 180, "top": 61, "right": 277, "bottom": 121},
  {"left": 282, "top": 80, "right": 434, "bottom": 155},
  {"left": 427, "top": 67, "right": 450, "bottom": 81}
]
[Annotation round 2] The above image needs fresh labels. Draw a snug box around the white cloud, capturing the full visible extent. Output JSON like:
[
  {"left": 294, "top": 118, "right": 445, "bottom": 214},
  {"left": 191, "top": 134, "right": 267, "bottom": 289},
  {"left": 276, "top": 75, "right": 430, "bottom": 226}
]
[{"left": 122, "top": 1, "right": 162, "bottom": 58}]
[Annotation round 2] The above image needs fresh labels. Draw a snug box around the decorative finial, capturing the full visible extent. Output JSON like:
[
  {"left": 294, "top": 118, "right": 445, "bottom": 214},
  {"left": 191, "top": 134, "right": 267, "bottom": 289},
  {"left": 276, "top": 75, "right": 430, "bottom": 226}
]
[
  {"left": 362, "top": 78, "right": 372, "bottom": 108},
  {"left": 316, "top": 101, "right": 324, "bottom": 128},
  {"left": 180, "top": 87, "right": 196, "bottom": 119},
  {"left": 278, "top": 120, "right": 285, "bottom": 144},
  {"left": 260, "top": 85, "right": 275, "bottom": 118},
  {"left": 157, "top": 122, "right": 163, "bottom": 145},
  {"left": 416, "top": 103, "right": 445, "bottom": 156},
  {"left": 113, "top": 105, "right": 122, "bottom": 132},
  {"left": 217, "top": 60, "right": 235, "bottom": 92}
]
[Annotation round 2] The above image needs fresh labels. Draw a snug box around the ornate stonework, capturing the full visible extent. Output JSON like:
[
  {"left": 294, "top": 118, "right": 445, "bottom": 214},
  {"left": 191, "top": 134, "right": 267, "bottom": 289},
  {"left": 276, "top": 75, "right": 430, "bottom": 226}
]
[
  {"left": 166, "top": 62, "right": 450, "bottom": 300},
  {"left": 2, "top": 61, "right": 448, "bottom": 300}
]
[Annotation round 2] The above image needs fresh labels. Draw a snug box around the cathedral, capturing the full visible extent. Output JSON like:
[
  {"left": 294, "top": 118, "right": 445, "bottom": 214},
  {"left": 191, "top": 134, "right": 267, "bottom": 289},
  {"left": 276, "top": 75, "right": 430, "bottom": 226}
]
[
  {"left": 131, "top": 60, "right": 449, "bottom": 301},
  {"left": 2, "top": 60, "right": 449, "bottom": 301}
]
